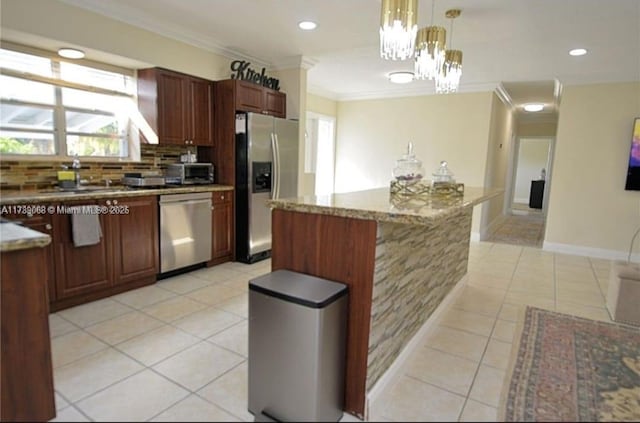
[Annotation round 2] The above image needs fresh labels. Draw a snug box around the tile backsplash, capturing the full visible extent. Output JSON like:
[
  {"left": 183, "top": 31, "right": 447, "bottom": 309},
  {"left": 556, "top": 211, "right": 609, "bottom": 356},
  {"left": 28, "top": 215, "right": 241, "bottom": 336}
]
[{"left": 0, "top": 145, "right": 193, "bottom": 191}]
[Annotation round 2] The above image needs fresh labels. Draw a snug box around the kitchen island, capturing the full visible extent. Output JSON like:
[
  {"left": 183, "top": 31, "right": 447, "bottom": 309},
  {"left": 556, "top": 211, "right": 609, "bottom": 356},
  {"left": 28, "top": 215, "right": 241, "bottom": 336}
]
[
  {"left": 1, "top": 223, "right": 55, "bottom": 421},
  {"left": 267, "top": 186, "right": 501, "bottom": 419}
]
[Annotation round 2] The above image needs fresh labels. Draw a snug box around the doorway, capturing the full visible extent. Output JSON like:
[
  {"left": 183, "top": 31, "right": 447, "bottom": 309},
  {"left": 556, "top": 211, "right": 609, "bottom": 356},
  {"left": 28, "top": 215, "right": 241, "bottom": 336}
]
[
  {"left": 487, "top": 136, "right": 555, "bottom": 247},
  {"left": 509, "top": 137, "right": 554, "bottom": 216}
]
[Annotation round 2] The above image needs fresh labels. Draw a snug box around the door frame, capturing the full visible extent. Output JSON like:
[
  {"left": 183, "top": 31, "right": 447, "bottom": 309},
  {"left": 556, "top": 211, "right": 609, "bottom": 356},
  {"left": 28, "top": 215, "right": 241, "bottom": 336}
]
[{"left": 505, "top": 135, "right": 556, "bottom": 217}]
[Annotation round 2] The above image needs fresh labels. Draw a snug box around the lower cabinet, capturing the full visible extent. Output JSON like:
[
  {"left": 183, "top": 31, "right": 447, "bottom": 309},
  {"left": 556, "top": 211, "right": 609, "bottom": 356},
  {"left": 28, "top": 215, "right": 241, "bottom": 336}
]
[
  {"left": 211, "top": 190, "right": 233, "bottom": 264},
  {"left": 111, "top": 196, "right": 159, "bottom": 285},
  {"left": 51, "top": 196, "right": 159, "bottom": 311},
  {"left": 3, "top": 212, "right": 56, "bottom": 302},
  {"left": 1, "top": 246, "right": 56, "bottom": 421}
]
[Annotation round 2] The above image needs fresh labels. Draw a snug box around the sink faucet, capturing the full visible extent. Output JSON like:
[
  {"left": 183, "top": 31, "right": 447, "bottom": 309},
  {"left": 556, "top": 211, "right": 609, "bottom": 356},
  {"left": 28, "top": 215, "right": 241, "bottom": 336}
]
[{"left": 71, "top": 154, "right": 81, "bottom": 187}]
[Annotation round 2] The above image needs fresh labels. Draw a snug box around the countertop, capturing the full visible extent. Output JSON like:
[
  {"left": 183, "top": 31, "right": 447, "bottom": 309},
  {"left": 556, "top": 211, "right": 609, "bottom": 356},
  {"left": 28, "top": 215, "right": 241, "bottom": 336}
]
[
  {"left": 267, "top": 186, "right": 503, "bottom": 226},
  {"left": 0, "top": 184, "right": 234, "bottom": 205},
  {"left": 0, "top": 222, "right": 51, "bottom": 252}
]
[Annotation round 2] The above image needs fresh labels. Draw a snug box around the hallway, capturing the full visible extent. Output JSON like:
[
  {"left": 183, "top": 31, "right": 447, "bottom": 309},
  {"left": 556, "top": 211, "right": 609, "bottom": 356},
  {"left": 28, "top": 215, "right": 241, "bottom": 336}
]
[{"left": 485, "top": 209, "right": 545, "bottom": 247}]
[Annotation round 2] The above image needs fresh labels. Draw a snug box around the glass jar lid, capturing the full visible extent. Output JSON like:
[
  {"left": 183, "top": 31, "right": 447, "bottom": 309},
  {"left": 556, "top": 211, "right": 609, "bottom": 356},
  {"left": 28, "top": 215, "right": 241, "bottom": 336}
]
[{"left": 432, "top": 160, "right": 455, "bottom": 183}]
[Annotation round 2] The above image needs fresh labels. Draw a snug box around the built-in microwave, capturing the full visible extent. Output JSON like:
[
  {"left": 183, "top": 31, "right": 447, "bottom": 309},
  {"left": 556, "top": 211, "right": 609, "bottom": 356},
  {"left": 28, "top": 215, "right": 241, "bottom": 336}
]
[{"left": 165, "top": 163, "right": 214, "bottom": 185}]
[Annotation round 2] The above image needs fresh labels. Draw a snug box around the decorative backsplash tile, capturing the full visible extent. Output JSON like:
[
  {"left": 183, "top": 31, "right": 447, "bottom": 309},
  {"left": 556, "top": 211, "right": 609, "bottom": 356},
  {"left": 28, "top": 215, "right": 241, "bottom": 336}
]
[{"left": 0, "top": 145, "right": 192, "bottom": 191}]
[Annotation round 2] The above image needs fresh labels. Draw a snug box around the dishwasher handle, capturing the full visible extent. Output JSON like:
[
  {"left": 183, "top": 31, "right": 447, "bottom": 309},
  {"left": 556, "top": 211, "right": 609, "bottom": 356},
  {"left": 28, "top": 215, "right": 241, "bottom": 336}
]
[{"left": 159, "top": 198, "right": 212, "bottom": 207}]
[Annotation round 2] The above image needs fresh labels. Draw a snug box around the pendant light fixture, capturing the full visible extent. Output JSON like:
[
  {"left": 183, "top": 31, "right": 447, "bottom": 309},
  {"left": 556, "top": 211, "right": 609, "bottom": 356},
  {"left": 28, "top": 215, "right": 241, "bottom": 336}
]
[
  {"left": 436, "top": 9, "right": 463, "bottom": 94},
  {"left": 380, "top": 0, "right": 419, "bottom": 60},
  {"left": 414, "top": 0, "right": 446, "bottom": 80}
]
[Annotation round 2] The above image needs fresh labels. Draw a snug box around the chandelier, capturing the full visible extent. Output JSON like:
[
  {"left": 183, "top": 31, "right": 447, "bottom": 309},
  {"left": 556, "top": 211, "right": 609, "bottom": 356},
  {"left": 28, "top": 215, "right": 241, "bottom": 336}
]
[
  {"left": 414, "top": 1, "right": 446, "bottom": 80},
  {"left": 435, "top": 9, "right": 463, "bottom": 94},
  {"left": 379, "top": 0, "right": 418, "bottom": 60},
  {"left": 380, "top": 1, "right": 464, "bottom": 93}
]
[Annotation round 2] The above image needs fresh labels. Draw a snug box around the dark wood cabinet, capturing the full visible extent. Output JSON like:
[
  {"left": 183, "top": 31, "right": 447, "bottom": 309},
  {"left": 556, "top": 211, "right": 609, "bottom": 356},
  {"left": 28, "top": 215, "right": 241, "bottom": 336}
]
[
  {"left": 1, "top": 245, "right": 55, "bottom": 422},
  {"left": 263, "top": 89, "right": 286, "bottom": 117},
  {"left": 50, "top": 196, "right": 159, "bottom": 311},
  {"left": 138, "top": 68, "right": 214, "bottom": 146},
  {"left": 234, "top": 79, "right": 286, "bottom": 118},
  {"left": 211, "top": 190, "right": 233, "bottom": 262},
  {"left": 53, "top": 200, "right": 113, "bottom": 300},
  {"left": 110, "top": 196, "right": 159, "bottom": 285},
  {"left": 3, "top": 211, "right": 56, "bottom": 301}
]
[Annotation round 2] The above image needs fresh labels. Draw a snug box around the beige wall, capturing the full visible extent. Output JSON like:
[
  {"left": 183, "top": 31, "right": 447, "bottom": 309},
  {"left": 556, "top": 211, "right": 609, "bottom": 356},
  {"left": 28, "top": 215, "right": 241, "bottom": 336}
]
[
  {"left": 481, "top": 93, "right": 515, "bottom": 236},
  {"left": 307, "top": 93, "right": 338, "bottom": 117},
  {"left": 546, "top": 82, "right": 640, "bottom": 255},
  {"left": 0, "top": 0, "right": 231, "bottom": 80},
  {"left": 517, "top": 121, "right": 558, "bottom": 137},
  {"left": 334, "top": 92, "right": 494, "bottom": 234}
]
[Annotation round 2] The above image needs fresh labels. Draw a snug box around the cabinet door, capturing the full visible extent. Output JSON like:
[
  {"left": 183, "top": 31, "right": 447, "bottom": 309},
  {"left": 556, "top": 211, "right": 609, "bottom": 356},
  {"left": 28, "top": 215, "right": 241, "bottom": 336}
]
[
  {"left": 189, "top": 77, "right": 214, "bottom": 146},
  {"left": 157, "top": 70, "right": 188, "bottom": 145},
  {"left": 212, "top": 191, "right": 233, "bottom": 259},
  {"left": 53, "top": 202, "right": 112, "bottom": 299},
  {"left": 264, "top": 89, "right": 286, "bottom": 118},
  {"left": 235, "top": 80, "right": 264, "bottom": 113},
  {"left": 3, "top": 212, "right": 56, "bottom": 302},
  {"left": 110, "top": 196, "right": 159, "bottom": 285}
]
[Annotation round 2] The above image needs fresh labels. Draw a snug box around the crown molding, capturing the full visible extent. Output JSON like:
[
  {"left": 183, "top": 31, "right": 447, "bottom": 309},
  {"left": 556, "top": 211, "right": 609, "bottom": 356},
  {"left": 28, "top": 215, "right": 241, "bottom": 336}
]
[
  {"left": 495, "top": 83, "right": 515, "bottom": 110},
  {"left": 58, "top": 0, "right": 271, "bottom": 68},
  {"left": 334, "top": 81, "right": 501, "bottom": 102},
  {"left": 307, "top": 84, "right": 341, "bottom": 101},
  {"left": 269, "top": 55, "right": 318, "bottom": 71}
]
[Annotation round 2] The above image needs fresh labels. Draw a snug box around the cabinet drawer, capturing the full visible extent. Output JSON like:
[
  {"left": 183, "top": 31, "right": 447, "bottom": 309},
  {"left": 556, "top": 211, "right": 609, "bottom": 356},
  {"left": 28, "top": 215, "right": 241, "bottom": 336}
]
[{"left": 212, "top": 190, "right": 232, "bottom": 205}]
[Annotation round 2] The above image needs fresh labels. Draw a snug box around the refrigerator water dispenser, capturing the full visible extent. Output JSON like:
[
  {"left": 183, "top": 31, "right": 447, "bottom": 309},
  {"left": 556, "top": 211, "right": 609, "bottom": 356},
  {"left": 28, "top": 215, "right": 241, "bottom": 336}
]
[{"left": 253, "top": 162, "right": 272, "bottom": 193}]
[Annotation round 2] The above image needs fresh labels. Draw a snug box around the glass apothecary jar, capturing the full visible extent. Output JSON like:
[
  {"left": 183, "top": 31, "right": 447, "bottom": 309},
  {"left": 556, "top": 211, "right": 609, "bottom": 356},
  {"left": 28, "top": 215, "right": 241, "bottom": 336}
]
[
  {"left": 431, "top": 161, "right": 464, "bottom": 196},
  {"left": 392, "top": 142, "right": 425, "bottom": 186}
]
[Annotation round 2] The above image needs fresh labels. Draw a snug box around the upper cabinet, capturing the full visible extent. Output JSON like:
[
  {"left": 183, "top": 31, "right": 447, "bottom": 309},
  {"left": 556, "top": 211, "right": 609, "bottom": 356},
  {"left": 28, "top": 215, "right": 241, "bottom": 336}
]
[
  {"left": 225, "top": 79, "right": 286, "bottom": 118},
  {"left": 137, "top": 68, "right": 214, "bottom": 146}
]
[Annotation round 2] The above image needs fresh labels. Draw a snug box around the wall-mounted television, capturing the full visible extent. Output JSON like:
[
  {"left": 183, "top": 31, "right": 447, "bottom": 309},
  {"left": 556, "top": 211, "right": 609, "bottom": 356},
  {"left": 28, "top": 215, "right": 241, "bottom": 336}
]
[{"left": 625, "top": 118, "right": 640, "bottom": 191}]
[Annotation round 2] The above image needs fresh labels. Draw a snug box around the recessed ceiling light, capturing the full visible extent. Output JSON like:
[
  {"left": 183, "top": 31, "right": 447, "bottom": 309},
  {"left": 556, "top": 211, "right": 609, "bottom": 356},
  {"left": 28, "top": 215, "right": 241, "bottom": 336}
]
[
  {"left": 524, "top": 103, "right": 544, "bottom": 112},
  {"left": 569, "top": 48, "right": 587, "bottom": 56},
  {"left": 298, "top": 21, "right": 317, "bottom": 30},
  {"left": 388, "top": 71, "right": 414, "bottom": 84},
  {"left": 57, "top": 48, "right": 85, "bottom": 59}
]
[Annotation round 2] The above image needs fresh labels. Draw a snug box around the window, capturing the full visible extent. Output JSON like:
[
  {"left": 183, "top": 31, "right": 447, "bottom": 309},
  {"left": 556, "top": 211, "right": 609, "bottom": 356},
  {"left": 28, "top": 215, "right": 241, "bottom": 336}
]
[
  {"left": 0, "top": 44, "right": 139, "bottom": 160},
  {"left": 305, "top": 113, "right": 336, "bottom": 196}
]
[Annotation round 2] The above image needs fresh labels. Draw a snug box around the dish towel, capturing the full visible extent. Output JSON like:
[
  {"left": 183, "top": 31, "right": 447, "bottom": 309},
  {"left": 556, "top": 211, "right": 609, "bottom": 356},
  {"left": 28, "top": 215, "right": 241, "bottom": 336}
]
[{"left": 71, "top": 207, "right": 102, "bottom": 247}]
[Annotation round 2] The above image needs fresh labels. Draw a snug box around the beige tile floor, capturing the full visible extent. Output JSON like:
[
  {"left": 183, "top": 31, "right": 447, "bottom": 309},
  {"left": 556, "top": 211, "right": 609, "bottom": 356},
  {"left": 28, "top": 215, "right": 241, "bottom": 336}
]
[{"left": 48, "top": 242, "right": 614, "bottom": 422}]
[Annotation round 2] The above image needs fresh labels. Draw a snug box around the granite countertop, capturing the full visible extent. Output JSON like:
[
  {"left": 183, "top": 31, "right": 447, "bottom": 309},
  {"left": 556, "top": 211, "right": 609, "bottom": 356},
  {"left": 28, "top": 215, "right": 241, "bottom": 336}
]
[
  {"left": 0, "top": 184, "right": 234, "bottom": 205},
  {"left": 267, "top": 186, "right": 503, "bottom": 226},
  {"left": 0, "top": 222, "right": 51, "bottom": 252}
]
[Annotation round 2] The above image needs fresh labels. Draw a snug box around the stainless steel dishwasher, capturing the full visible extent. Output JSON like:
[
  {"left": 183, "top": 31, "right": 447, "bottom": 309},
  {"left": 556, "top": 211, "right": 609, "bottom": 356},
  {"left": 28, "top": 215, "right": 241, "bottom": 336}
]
[{"left": 159, "top": 192, "right": 212, "bottom": 273}]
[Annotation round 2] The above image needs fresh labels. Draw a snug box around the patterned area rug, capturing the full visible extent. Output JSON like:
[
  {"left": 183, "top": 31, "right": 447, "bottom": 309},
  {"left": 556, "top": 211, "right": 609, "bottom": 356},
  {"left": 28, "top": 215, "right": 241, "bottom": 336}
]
[
  {"left": 486, "top": 214, "right": 545, "bottom": 247},
  {"left": 501, "top": 307, "right": 640, "bottom": 422}
]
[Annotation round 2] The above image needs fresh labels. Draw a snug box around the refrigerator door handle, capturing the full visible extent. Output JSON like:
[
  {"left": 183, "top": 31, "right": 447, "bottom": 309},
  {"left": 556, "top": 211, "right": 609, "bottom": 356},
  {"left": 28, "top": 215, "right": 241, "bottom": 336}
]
[{"left": 271, "top": 133, "right": 280, "bottom": 199}]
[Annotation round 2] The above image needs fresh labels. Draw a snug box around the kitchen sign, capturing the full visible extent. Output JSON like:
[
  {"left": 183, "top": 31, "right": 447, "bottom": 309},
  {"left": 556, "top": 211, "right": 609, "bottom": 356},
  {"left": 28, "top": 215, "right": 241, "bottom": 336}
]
[{"left": 230, "top": 60, "right": 280, "bottom": 91}]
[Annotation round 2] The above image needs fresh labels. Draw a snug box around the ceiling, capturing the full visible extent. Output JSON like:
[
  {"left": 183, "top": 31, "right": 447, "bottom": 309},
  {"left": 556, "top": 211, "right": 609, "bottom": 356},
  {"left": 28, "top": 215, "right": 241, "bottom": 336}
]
[{"left": 54, "top": 0, "right": 640, "bottom": 118}]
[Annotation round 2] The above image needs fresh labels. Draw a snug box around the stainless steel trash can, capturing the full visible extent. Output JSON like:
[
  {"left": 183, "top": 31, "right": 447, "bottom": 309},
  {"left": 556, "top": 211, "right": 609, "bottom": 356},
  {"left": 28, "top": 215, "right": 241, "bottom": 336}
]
[{"left": 248, "top": 270, "right": 348, "bottom": 422}]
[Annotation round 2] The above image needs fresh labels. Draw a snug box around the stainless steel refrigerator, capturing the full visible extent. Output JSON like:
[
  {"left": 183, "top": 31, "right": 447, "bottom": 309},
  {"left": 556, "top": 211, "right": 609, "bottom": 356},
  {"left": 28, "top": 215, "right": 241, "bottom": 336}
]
[{"left": 235, "top": 112, "right": 299, "bottom": 263}]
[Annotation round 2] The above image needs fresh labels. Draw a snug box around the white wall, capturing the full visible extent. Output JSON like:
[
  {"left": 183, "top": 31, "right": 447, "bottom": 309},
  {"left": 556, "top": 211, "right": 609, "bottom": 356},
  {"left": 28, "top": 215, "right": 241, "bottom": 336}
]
[
  {"left": 334, "top": 92, "right": 494, "bottom": 234},
  {"left": 513, "top": 138, "right": 550, "bottom": 203},
  {"left": 545, "top": 82, "right": 640, "bottom": 257},
  {"left": 0, "top": 0, "right": 231, "bottom": 80}
]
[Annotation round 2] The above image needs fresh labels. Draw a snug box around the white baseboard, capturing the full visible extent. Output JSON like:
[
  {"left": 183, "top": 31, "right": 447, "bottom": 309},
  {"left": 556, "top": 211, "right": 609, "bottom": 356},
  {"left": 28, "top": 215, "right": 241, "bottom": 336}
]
[
  {"left": 543, "top": 241, "right": 640, "bottom": 262},
  {"left": 514, "top": 197, "right": 529, "bottom": 204},
  {"left": 364, "top": 274, "right": 468, "bottom": 420}
]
